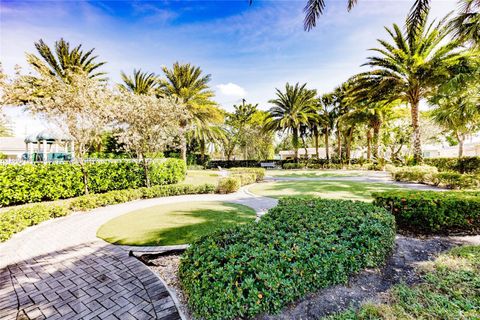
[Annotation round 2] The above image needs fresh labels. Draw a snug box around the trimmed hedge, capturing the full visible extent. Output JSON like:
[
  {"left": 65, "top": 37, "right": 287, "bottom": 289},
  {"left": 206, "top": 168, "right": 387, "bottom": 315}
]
[
  {"left": 229, "top": 168, "right": 265, "bottom": 181},
  {"left": 373, "top": 190, "right": 480, "bottom": 235},
  {"left": 216, "top": 177, "right": 242, "bottom": 194},
  {"left": 392, "top": 165, "right": 480, "bottom": 189},
  {"left": 424, "top": 157, "right": 480, "bottom": 174},
  {"left": 179, "top": 197, "right": 396, "bottom": 319},
  {"left": 0, "top": 159, "right": 186, "bottom": 207},
  {"left": 0, "top": 183, "right": 215, "bottom": 242}
]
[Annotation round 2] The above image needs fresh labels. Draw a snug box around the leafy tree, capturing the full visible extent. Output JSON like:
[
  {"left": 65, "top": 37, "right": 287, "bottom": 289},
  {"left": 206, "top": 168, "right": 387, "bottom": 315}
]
[
  {"left": 266, "top": 83, "right": 317, "bottom": 161},
  {"left": 349, "top": 12, "right": 473, "bottom": 163},
  {"left": 158, "top": 62, "right": 217, "bottom": 162},
  {"left": 119, "top": 69, "right": 158, "bottom": 94},
  {"left": 26, "top": 38, "right": 106, "bottom": 80}
]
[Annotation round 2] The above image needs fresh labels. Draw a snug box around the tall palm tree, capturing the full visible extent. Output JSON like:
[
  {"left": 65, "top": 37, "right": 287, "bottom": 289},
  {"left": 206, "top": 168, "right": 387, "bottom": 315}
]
[
  {"left": 119, "top": 69, "right": 158, "bottom": 94},
  {"left": 158, "top": 62, "right": 216, "bottom": 162},
  {"left": 349, "top": 13, "right": 472, "bottom": 164},
  {"left": 450, "top": 0, "right": 480, "bottom": 47},
  {"left": 26, "top": 38, "right": 106, "bottom": 80},
  {"left": 265, "top": 83, "right": 317, "bottom": 160}
]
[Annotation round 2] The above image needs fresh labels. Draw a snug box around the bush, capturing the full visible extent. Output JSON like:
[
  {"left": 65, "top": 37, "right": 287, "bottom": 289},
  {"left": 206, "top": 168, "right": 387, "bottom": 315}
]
[
  {"left": 424, "top": 157, "right": 480, "bottom": 174},
  {"left": 392, "top": 165, "right": 438, "bottom": 184},
  {"left": 373, "top": 190, "right": 480, "bottom": 234},
  {"left": 0, "top": 204, "right": 69, "bottom": 242},
  {"left": 179, "top": 197, "right": 396, "bottom": 319},
  {"left": 0, "top": 159, "right": 186, "bottom": 207},
  {"left": 216, "top": 177, "right": 241, "bottom": 194},
  {"left": 230, "top": 173, "right": 256, "bottom": 186},
  {"left": 283, "top": 162, "right": 305, "bottom": 169},
  {"left": 229, "top": 167, "right": 265, "bottom": 181},
  {"left": 432, "top": 172, "right": 480, "bottom": 189},
  {"left": 1, "top": 183, "right": 216, "bottom": 241}
]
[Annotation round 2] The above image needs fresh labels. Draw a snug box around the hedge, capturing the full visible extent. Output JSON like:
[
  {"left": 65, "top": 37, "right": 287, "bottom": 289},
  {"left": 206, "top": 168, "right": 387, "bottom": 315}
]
[
  {"left": 424, "top": 157, "right": 480, "bottom": 174},
  {"left": 392, "top": 165, "right": 480, "bottom": 189},
  {"left": 179, "top": 197, "right": 396, "bottom": 319},
  {"left": 229, "top": 168, "right": 265, "bottom": 181},
  {"left": 373, "top": 190, "right": 480, "bottom": 235},
  {"left": 0, "top": 159, "right": 186, "bottom": 207},
  {"left": 0, "top": 183, "right": 215, "bottom": 242},
  {"left": 207, "top": 158, "right": 368, "bottom": 169},
  {"left": 216, "top": 169, "right": 264, "bottom": 194}
]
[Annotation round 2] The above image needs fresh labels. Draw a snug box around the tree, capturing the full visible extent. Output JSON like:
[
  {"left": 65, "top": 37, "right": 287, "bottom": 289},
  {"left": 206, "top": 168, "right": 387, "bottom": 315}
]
[
  {"left": 265, "top": 83, "right": 317, "bottom": 161},
  {"left": 26, "top": 38, "right": 106, "bottom": 80},
  {"left": 0, "top": 113, "right": 12, "bottom": 137},
  {"left": 450, "top": 0, "right": 480, "bottom": 47},
  {"left": 349, "top": 12, "right": 473, "bottom": 164},
  {"left": 158, "top": 62, "right": 217, "bottom": 162},
  {"left": 113, "top": 92, "right": 188, "bottom": 187},
  {"left": 119, "top": 69, "right": 158, "bottom": 94}
]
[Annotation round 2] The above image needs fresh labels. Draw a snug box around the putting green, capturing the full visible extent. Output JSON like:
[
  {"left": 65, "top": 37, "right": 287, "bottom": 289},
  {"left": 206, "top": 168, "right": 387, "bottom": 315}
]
[
  {"left": 248, "top": 180, "right": 407, "bottom": 201},
  {"left": 97, "top": 201, "right": 256, "bottom": 246}
]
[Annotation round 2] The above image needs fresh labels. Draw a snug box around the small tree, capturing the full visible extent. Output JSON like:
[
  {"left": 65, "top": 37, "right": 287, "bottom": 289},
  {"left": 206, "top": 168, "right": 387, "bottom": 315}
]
[{"left": 113, "top": 91, "right": 188, "bottom": 187}]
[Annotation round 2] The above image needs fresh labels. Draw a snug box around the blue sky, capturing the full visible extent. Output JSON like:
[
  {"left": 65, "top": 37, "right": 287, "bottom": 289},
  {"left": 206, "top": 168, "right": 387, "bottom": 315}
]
[{"left": 1, "top": 0, "right": 457, "bottom": 136}]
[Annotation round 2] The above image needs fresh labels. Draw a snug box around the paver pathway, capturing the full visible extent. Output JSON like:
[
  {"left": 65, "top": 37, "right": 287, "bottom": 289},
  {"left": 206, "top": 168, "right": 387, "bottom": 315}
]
[{"left": 0, "top": 189, "right": 276, "bottom": 320}]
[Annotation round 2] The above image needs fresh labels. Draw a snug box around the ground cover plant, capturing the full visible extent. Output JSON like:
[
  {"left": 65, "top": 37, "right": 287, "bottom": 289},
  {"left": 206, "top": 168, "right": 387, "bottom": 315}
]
[
  {"left": 373, "top": 190, "right": 480, "bottom": 235},
  {"left": 326, "top": 245, "right": 480, "bottom": 320},
  {"left": 179, "top": 197, "right": 396, "bottom": 320},
  {"left": 248, "top": 180, "right": 408, "bottom": 201},
  {"left": 0, "top": 183, "right": 215, "bottom": 242},
  {"left": 97, "top": 201, "right": 256, "bottom": 246}
]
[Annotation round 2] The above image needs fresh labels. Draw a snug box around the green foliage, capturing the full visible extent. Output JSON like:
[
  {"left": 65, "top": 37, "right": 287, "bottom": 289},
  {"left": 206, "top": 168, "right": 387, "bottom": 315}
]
[
  {"left": 0, "top": 159, "right": 186, "bottom": 207},
  {"left": 392, "top": 165, "right": 438, "bottom": 183},
  {"left": 216, "top": 177, "right": 241, "bottom": 194},
  {"left": 179, "top": 197, "right": 396, "bottom": 320},
  {"left": 0, "top": 204, "right": 69, "bottom": 242},
  {"left": 229, "top": 167, "right": 265, "bottom": 181},
  {"left": 373, "top": 190, "right": 480, "bottom": 234},
  {"left": 230, "top": 173, "right": 256, "bottom": 186},
  {"left": 424, "top": 157, "right": 480, "bottom": 174},
  {"left": 0, "top": 183, "right": 215, "bottom": 242},
  {"left": 283, "top": 162, "right": 305, "bottom": 169},
  {"left": 326, "top": 245, "right": 480, "bottom": 320}
]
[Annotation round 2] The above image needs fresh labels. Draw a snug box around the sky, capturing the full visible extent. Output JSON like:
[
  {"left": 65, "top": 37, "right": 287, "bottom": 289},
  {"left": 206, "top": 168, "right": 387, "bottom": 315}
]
[{"left": 0, "top": 0, "right": 458, "bottom": 137}]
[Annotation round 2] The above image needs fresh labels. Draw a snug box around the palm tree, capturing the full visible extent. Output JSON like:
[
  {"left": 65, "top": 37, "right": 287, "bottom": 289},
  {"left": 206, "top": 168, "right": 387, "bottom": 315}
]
[
  {"left": 158, "top": 62, "right": 216, "bottom": 162},
  {"left": 450, "top": 0, "right": 480, "bottom": 47},
  {"left": 26, "top": 38, "right": 106, "bottom": 80},
  {"left": 265, "top": 83, "right": 317, "bottom": 161},
  {"left": 119, "top": 69, "right": 158, "bottom": 94},
  {"left": 349, "top": 13, "right": 472, "bottom": 164}
]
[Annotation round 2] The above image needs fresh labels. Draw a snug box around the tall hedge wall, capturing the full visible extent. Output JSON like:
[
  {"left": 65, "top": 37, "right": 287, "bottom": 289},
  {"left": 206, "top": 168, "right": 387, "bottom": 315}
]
[
  {"left": 0, "top": 159, "right": 186, "bottom": 207},
  {"left": 424, "top": 157, "right": 480, "bottom": 174}
]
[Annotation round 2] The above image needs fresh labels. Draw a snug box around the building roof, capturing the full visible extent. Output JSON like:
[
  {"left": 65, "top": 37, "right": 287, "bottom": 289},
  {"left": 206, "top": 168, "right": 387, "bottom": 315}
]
[{"left": 0, "top": 137, "right": 25, "bottom": 152}]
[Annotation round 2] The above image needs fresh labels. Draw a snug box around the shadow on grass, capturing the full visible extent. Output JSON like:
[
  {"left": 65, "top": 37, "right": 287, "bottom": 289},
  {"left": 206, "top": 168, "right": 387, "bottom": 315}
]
[
  {"left": 250, "top": 180, "right": 404, "bottom": 201},
  {"left": 98, "top": 202, "right": 256, "bottom": 246}
]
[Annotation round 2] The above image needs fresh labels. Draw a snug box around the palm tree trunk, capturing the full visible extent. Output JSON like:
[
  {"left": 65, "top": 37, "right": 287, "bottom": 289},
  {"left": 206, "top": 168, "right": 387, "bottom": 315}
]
[
  {"left": 337, "top": 130, "right": 342, "bottom": 161},
  {"left": 314, "top": 127, "right": 319, "bottom": 159},
  {"left": 373, "top": 121, "right": 381, "bottom": 159},
  {"left": 200, "top": 140, "right": 206, "bottom": 164},
  {"left": 457, "top": 133, "right": 465, "bottom": 158},
  {"left": 366, "top": 129, "right": 372, "bottom": 161},
  {"left": 292, "top": 126, "right": 300, "bottom": 161},
  {"left": 325, "top": 127, "right": 330, "bottom": 161},
  {"left": 410, "top": 96, "right": 423, "bottom": 164},
  {"left": 346, "top": 127, "right": 354, "bottom": 163}
]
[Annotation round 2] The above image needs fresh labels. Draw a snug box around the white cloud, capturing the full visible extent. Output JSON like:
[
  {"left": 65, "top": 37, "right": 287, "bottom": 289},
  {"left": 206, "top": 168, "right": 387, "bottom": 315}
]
[{"left": 216, "top": 83, "right": 247, "bottom": 97}]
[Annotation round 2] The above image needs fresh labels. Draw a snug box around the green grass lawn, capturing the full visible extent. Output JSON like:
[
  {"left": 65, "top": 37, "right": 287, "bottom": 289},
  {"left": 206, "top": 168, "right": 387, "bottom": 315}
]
[
  {"left": 183, "top": 170, "right": 222, "bottom": 186},
  {"left": 97, "top": 201, "right": 256, "bottom": 246},
  {"left": 266, "top": 169, "right": 364, "bottom": 178},
  {"left": 248, "top": 180, "right": 407, "bottom": 201}
]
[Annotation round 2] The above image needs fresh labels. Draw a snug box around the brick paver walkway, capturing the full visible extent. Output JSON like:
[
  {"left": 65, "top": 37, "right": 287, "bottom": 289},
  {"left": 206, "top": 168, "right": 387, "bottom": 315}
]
[{"left": 0, "top": 190, "right": 277, "bottom": 320}]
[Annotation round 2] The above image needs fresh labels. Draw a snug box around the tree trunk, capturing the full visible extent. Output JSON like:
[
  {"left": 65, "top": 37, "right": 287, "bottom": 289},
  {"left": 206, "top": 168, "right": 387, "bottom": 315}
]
[
  {"left": 337, "top": 130, "right": 342, "bottom": 161},
  {"left": 79, "top": 161, "right": 89, "bottom": 195},
  {"left": 410, "top": 96, "right": 423, "bottom": 164},
  {"left": 180, "top": 135, "right": 187, "bottom": 163},
  {"left": 457, "top": 133, "right": 465, "bottom": 158},
  {"left": 142, "top": 156, "right": 151, "bottom": 188},
  {"left": 200, "top": 140, "right": 206, "bottom": 164},
  {"left": 346, "top": 127, "right": 354, "bottom": 163},
  {"left": 325, "top": 127, "right": 330, "bottom": 161},
  {"left": 366, "top": 129, "right": 372, "bottom": 161},
  {"left": 292, "top": 126, "right": 299, "bottom": 161},
  {"left": 314, "top": 127, "right": 319, "bottom": 159},
  {"left": 372, "top": 121, "right": 381, "bottom": 159}
]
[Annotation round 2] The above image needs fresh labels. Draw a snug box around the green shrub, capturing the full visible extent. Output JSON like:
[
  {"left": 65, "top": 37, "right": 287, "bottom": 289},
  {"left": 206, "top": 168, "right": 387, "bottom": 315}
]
[
  {"left": 216, "top": 177, "right": 241, "bottom": 194},
  {"left": 0, "top": 183, "right": 215, "bottom": 241},
  {"left": 179, "top": 197, "right": 396, "bottom": 320},
  {"left": 0, "top": 204, "right": 69, "bottom": 242},
  {"left": 432, "top": 172, "right": 480, "bottom": 189},
  {"left": 229, "top": 168, "right": 265, "bottom": 181},
  {"left": 230, "top": 173, "right": 256, "bottom": 186},
  {"left": 283, "top": 162, "right": 305, "bottom": 169},
  {"left": 424, "top": 157, "right": 480, "bottom": 174},
  {"left": 0, "top": 159, "right": 186, "bottom": 207},
  {"left": 373, "top": 190, "right": 480, "bottom": 234},
  {"left": 392, "top": 165, "right": 438, "bottom": 183}
]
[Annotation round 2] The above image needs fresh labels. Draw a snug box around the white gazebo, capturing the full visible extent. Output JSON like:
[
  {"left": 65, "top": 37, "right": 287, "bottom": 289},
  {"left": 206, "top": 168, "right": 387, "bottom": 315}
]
[{"left": 24, "top": 131, "right": 74, "bottom": 163}]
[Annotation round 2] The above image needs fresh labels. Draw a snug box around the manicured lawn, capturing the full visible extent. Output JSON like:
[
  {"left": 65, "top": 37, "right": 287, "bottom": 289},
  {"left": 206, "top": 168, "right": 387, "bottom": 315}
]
[
  {"left": 97, "top": 201, "right": 256, "bottom": 246},
  {"left": 248, "top": 180, "right": 407, "bottom": 201},
  {"left": 266, "top": 169, "right": 364, "bottom": 178},
  {"left": 184, "top": 170, "right": 222, "bottom": 186}
]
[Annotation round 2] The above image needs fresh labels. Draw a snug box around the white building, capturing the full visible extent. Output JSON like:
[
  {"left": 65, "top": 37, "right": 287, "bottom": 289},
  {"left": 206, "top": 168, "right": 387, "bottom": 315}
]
[{"left": 0, "top": 137, "right": 26, "bottom": 159}]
